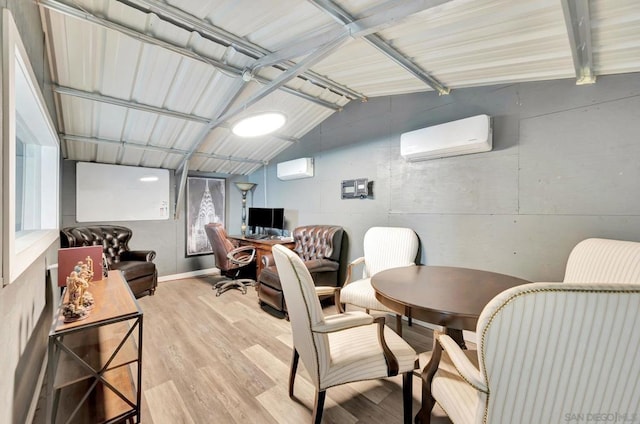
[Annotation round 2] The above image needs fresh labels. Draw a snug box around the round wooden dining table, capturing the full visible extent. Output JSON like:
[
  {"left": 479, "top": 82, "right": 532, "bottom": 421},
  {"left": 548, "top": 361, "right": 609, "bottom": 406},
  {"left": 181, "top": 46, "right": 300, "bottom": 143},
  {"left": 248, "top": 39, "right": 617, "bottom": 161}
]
[{"left": 372, "top": 265, "right": 530, "bottom": 424}]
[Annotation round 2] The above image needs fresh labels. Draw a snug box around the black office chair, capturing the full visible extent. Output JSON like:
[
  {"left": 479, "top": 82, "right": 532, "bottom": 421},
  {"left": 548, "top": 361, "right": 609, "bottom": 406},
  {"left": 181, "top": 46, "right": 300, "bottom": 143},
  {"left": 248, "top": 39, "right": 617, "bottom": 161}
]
[{"left": 204, "top": 223, "right": 256, "bottom": 296}]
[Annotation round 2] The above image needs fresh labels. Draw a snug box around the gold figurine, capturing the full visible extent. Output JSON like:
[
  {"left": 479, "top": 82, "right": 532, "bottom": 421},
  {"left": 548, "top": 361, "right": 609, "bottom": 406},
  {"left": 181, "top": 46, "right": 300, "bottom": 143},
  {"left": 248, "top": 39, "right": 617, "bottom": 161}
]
[{"left": 61, "top": 256, "right": 96, "bottom": 322}]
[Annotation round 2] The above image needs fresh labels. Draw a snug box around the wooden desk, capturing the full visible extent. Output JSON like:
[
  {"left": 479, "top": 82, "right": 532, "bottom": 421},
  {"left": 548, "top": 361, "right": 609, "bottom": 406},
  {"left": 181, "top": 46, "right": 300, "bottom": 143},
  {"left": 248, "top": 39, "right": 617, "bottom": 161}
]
[
  {"left": 372, "top": 265, "right": 530, "bottom": 424},
  {"left": 47, "top": 270, "right": 143, "bottom": 424},
  {"left": 227, "top": 236, "right": 295, "bottom": 277}
]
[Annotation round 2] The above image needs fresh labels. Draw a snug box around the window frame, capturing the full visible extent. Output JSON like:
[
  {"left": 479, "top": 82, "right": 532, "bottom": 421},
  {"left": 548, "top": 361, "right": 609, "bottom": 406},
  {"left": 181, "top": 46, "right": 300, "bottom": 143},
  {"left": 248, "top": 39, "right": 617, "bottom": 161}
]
[{"left": 2, "top": 9, "right": 60, "bottom": 286}]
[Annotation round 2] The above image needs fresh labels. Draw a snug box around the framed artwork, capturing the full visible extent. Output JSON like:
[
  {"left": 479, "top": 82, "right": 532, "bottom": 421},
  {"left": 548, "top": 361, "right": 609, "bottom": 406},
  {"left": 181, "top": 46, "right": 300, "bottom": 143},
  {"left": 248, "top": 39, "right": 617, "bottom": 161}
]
[{"left": 186, "top": 176, "right": 225, "bottom": 256}]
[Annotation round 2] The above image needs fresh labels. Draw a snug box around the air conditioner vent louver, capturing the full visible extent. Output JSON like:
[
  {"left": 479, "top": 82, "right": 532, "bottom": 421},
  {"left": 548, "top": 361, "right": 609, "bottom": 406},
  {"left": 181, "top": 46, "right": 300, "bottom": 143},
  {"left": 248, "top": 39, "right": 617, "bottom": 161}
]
[{"left": 400, "top": 114, "right": 492, "bottom": 161}]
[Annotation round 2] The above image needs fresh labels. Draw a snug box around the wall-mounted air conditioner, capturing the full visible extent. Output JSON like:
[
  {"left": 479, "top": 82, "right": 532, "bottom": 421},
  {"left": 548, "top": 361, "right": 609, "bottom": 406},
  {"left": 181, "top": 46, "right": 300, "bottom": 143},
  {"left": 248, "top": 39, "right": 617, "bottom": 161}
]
[
  {"left": 400, "top": 114, "right": 492, "bottom": 161},
  {"left": 277, "top": 157, "right": 314, "bottom": 180}
]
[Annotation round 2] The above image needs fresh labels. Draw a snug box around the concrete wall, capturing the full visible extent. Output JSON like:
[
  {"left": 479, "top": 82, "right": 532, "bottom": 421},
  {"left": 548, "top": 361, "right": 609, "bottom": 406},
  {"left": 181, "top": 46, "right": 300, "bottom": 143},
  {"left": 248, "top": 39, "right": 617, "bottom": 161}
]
[
  {"left": 0, "top": 1, "right": 60, "bottom": 423},
  {"left": 250, "top": 73, "right": 640, "bottom": 282}
]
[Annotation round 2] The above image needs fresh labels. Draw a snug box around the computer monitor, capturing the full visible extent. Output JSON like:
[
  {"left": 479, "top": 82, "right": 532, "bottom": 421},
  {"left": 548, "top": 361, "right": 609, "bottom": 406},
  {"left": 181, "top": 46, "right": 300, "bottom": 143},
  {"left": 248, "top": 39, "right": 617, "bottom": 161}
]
[
  {"left": 248, "top": 207, "right": 285, "bottom": 231},
  {"left": 271, "top": 208, "right": 284, "bottom": 230}
]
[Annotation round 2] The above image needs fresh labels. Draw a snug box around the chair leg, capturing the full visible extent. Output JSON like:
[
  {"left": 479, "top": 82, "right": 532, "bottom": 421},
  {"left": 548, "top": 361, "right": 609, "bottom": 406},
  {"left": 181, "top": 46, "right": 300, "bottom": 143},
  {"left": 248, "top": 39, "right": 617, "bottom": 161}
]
[
  {"left": 312, "top": 390, "right": 326, "bottom": 424},
  {"left": 403, "top": 371, "right": 413, "bottom": 424},
  {"left": 289, "top": 349, "right": 299, "bottom": 398},
  {"left": 396, "top": 314, "right": 403, "bottom": 337}
]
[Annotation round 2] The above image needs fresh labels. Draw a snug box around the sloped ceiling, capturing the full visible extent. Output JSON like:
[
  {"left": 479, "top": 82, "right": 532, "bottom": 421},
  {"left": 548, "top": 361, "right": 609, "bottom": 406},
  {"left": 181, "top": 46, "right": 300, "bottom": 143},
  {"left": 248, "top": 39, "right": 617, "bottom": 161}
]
[{"left": 38, "top": 0, "right": 640, "bottom": 176}]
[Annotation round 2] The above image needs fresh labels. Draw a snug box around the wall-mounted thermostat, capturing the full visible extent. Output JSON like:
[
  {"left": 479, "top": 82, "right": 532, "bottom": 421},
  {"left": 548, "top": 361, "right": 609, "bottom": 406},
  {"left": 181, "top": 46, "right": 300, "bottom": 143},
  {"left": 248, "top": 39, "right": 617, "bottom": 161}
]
[{"left": 341, "top": 178, "right": 373, "bottom": 199}]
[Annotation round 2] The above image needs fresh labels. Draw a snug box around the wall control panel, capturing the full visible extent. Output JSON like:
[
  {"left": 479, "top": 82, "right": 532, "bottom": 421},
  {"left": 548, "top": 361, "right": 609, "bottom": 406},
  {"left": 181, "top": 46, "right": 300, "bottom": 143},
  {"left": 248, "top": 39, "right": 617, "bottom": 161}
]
[{"left": 341, "top": 178, "right": 373, "bottom": 199}]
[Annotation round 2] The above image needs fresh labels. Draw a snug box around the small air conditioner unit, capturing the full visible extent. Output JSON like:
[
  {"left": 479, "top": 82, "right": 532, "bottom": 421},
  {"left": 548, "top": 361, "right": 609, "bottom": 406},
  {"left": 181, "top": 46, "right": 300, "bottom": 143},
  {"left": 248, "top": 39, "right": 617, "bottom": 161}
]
[
  {"left": 400, "top": 114, "right": 492, "bottom": 161},
  {"left": 277, "top": 157, "right": 314, "bottom": 180}
]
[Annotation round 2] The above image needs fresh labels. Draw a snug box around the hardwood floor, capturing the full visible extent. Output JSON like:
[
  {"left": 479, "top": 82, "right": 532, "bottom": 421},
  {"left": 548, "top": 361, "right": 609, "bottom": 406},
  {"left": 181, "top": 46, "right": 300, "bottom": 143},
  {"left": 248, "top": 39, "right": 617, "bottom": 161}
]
[{"left": 35, "top": 276, "right": 453, "bottom": 423}]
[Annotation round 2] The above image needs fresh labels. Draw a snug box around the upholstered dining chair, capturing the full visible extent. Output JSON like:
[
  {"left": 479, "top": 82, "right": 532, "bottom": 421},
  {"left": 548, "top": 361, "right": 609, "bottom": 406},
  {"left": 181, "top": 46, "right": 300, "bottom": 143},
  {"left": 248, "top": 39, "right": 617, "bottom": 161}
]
[
  {"left": 340, "top": 227, "right": 419, "bottom": 336},
  {"left": 204, "top": 223, "right": 256, "bottom": 296},
  {"left": 271, "top": 244, "right": 417, "bottom": 424},
  {"left": 431, "top": 282, "right": 640, "bottom": 424},
  {"left": 563, "top": 237, "right": 640, "bottom": 283}
]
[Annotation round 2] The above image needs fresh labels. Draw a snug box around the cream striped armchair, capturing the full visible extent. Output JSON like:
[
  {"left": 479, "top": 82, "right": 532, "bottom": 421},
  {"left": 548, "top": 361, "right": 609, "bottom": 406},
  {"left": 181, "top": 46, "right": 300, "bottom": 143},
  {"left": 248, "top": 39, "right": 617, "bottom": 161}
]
[
  {"left": 432, "top": 282, "right": 640, "bottom": 424},
  {"left": 563, "top": 237, "right": 640, "bottom": 283},
  {"left": 431, "top": 237, "right": 640, "bottom": 423},
  {"left": 271, "top": 244, "right": 418, "bottom": 424},
  {"left": 340, "top": 227, "right": 419, "bottom": 336}
]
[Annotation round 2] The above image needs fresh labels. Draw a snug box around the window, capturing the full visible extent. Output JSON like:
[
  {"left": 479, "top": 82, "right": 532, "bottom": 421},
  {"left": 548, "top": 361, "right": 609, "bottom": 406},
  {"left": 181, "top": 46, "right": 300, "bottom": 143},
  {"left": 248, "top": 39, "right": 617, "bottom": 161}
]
[{"left": 2, "top": 10, "right": 59, "bottom": 285}]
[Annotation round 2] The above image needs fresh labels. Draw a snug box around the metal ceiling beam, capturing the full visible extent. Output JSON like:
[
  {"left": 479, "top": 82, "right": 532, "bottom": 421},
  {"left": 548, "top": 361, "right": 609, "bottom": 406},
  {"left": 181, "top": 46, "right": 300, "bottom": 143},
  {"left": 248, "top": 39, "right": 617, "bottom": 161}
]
[
  {"left": 561, "top": 0, "right": 595, "bottom": 85},
  {"left": 174, "top": 78, "right": 255, "bottom": 221},
  {"left": 174, "top": 36, "right": 345, "bottom": 214},
  {"left": 38, "top": 0, "right": 343, "bottom": 111},
  {"left": 116, "top": 0, "right": 364, "bottom": 101},
  {"left": 254, "top": 0, "right": 450, "bottom": 73},
  {"left": 53, "top": 85, "right": 300, "bottom": 145},
  {"left": 176, "top": 32, "right": 350, "bottom": 174},
  {"left": 250, "top": 29, "right": 350, "bottom": 72},
  {"left": 309, "top": 0, "right": 451, "bottom": 95},
  {"left": 347, "top": 0, "right": 450, "bottom": 36},
  {"left": 189, "top": 35, "right": 350, "bottom": 160},
  {"left": 53, "top": 85, "right": 210, "bottom": 123},
  {"left": 61, "top": 134, "right": 266, "bottom": 164}
]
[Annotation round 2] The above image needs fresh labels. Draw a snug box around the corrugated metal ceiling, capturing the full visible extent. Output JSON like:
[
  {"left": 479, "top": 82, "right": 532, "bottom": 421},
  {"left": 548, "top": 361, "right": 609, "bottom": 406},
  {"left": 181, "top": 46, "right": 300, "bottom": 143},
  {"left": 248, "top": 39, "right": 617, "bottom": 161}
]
[{"left": 37, "top": 0, "right": 640, "bottom": 176}]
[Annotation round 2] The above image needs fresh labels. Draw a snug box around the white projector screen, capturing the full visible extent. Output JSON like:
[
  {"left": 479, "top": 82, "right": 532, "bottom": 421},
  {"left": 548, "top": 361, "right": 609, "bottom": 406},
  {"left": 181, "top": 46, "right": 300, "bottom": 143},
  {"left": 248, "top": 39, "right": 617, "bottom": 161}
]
[{"left": 76, "top": 162, "right": 170, "bottom": 222}]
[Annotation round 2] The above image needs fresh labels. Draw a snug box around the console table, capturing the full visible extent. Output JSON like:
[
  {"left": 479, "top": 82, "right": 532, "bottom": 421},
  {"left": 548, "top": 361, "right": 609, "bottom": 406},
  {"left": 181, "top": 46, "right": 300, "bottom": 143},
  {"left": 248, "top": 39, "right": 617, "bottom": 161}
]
[
  {"left": 47, "top": 270, "right": 143, "bottom": 424},
  {"left": 227, "top": 236, "right": 295, "bottom": 277}
]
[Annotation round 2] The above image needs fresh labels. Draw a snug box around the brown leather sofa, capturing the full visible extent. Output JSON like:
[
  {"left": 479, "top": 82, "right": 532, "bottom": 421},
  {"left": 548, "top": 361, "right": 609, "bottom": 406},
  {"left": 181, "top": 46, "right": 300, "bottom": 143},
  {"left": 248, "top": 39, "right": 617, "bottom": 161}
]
[
  {"left": 258, "top": 225, "right": 344, "bottom": 316},
  {"left": 60, "top": 225, "right": 158, "bottom": 298}
]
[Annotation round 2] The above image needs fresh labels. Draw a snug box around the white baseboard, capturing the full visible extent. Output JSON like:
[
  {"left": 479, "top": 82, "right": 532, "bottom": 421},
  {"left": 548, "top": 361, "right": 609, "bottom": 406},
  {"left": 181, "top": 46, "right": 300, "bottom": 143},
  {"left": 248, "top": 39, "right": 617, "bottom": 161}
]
[{"left": 158, "top": 267, "right": 220, "bottom": 282}]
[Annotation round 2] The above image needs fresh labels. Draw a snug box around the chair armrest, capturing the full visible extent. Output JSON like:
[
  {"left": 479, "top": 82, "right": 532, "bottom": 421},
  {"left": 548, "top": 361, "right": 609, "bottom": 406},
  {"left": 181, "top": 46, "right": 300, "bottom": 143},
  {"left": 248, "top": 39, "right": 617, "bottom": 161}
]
[
  {"left": 375, "top": 316, "right": 399, "bottom": 376},
  {"left": 312, "top": 312, "right": 400, "bottom": 377},
  {"left": 315, "top": 286, "right": 338, "bottom": 297},
  {"left": 305, "top": 259, "right": 339, "bottom": 273},
  {"left": 343, "top": 256, "right": 365, "bottom": 286},
  {"left": 262, "top": 253, "right": 275, "bottom": 268},
  {"left": 121, "top": 250, "right": 156, "bottom": 262},
  {"left": 315, "top": 286, "right": 343, "bottom": 312},
  {"left": 438, "top": 334, "right": 487, "bottom": 393},
  {"left": 227, "top": 245, "right": 256, "bottom": 266},
  {"left": 312, "top": 311, "right": 373, "bottom": 333}
]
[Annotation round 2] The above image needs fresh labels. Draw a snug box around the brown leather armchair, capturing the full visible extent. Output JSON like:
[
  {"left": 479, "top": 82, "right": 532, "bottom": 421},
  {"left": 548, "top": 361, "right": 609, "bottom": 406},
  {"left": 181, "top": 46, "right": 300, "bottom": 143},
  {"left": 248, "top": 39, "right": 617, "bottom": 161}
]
[
  {"left": 258, "top": 225, "right": 344, "bottom": 316},
  {"left": 60, "top": 225, "right": 158, "bottom": 298}
]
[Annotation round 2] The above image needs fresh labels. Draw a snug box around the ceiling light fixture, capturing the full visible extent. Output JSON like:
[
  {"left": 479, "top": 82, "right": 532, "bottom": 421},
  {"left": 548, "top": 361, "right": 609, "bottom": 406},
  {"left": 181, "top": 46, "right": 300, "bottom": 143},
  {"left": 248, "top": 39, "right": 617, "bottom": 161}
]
[{"left": 232, "top": 112, "right": 286, "bottom": 138}]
